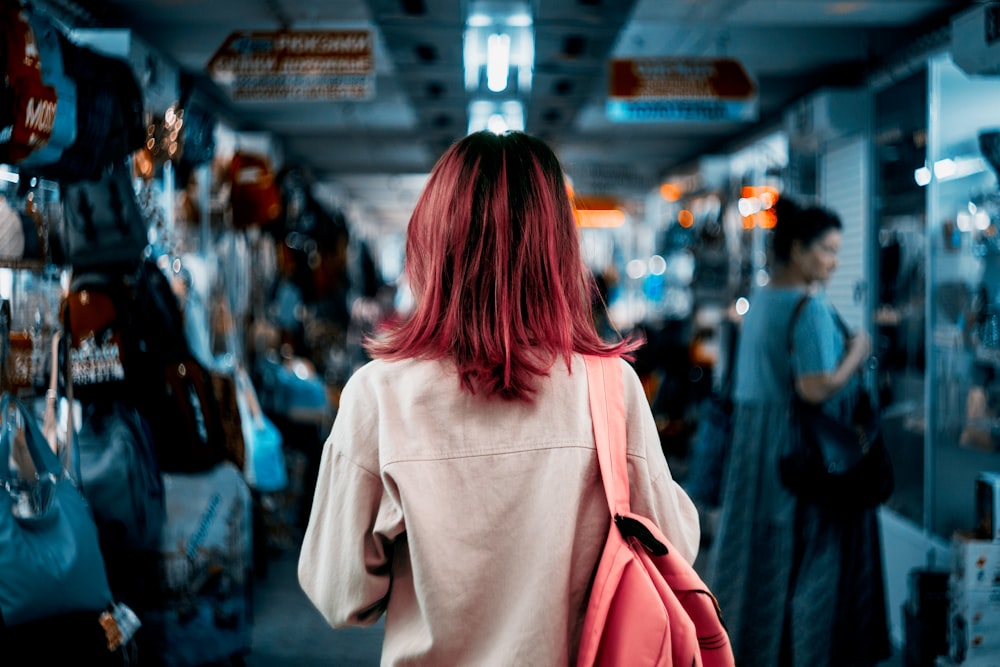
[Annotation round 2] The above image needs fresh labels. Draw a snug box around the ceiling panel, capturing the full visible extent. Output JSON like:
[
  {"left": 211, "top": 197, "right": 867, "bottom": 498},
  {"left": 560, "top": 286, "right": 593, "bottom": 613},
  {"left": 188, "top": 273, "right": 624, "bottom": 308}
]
[{"left": 41, "top": 0, "right": 977, "bottom": 233}]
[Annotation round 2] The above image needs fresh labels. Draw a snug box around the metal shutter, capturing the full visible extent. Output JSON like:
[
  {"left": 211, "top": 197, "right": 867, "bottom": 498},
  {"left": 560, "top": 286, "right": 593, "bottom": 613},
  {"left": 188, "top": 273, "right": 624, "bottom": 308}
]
[{"left": 819, "top": 136, "right": 869, "bottom": 332}]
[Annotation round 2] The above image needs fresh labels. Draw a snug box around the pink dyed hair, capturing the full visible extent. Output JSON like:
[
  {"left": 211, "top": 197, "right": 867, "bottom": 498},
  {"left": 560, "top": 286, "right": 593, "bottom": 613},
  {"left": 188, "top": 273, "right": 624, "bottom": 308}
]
[{"left": 366, "top": 131, "right": 636, "bottom": 401}]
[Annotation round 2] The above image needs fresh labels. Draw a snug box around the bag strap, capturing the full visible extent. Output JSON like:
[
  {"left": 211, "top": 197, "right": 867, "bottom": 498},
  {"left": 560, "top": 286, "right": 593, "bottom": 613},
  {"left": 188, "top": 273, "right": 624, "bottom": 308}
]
[
  {"left": 584, "top": 354, "right": 629, "bottom": 516},
  {"left": 786, "top": 292, "right": 813, "bottom": 396},
  {"left": 787, "top": 292, "right": 811, "bottom": 351},
  {"left": 788, "top": 292, "right": 868, "bottom": 388},
  {"left": 0, "top": 392, "right": 61, "bottom": 480},
  {"left": 42, "top": 330, "right": 60, "bottom": 452},
  {"left": 585, "top": 354, "right": 671, "bottom": 556}
]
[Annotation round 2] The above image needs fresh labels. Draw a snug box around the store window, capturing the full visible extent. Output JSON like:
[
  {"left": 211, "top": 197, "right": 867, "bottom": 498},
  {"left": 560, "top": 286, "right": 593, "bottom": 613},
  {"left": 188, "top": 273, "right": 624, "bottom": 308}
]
[
  {"left": 874, "top": 68, "right": 928, "bottom": 527},
  {"left": 926, "top": 52, "right": 1000, "bottom": 537}
]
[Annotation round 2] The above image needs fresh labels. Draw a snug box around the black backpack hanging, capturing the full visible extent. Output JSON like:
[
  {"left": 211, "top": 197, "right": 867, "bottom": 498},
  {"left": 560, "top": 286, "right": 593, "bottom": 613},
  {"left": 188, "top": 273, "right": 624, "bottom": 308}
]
[
  {"left": 123, "top": 260, "right": 230, "bottom": 474},
  {"left": 59, "top": 159, "right": 149, "bottom": 270}
]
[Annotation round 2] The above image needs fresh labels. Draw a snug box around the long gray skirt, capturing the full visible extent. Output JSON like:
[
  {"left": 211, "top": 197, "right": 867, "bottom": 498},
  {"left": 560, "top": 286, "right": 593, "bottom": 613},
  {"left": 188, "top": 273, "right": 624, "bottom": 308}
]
[{"left": 704, "top": 402, "right": 891, "bottom": 667}]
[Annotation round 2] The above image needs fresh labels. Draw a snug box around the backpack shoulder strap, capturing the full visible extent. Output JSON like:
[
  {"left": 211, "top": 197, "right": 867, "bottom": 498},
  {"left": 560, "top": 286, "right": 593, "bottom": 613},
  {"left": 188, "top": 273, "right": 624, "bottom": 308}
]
[
  {"left": 788, "top": 292, "right": 811, "bottom": 349},
  {"left": 584, "top": 354, "right": 629, "bottom": 516},
  {"left": 585, "top": 354, "right": 672, "bottom": 556}
]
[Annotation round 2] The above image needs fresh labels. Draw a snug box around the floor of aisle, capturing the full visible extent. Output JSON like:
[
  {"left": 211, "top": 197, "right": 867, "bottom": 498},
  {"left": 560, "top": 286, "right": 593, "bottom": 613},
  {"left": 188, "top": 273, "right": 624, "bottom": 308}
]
[
  {"left": 246, "top": 547, "right": 384, "bottom": 667},
  {"left": 243, "top": 545, "right": 905, "bottom": 667}
]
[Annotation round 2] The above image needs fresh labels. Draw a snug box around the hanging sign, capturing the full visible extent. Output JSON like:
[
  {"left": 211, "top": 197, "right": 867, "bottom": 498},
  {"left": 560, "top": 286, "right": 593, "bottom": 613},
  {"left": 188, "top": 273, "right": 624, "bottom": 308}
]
[
  {"left": 207, "top": 29, "right": 374, "bottom": 101},
  {"left": 606, "top": 57, "right": 757, "bottom": 123}
]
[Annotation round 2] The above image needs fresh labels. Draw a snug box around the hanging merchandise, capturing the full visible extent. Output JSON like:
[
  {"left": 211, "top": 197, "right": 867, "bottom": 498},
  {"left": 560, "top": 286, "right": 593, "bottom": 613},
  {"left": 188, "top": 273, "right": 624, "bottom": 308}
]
[
  {"left": 139, "top": 462, "right": 253, "bottom": 666},
  {"left": 126, "top": 259, "right": 234, "bottom": 474},
  {"left": 235, "top": 366, "right": 287, "bottom": 493},
  {"left": 256, "top": 352, "right": 329, "bottom": 424},
  {"left": 41, "top": 322, "right": 164, "bottom": 553},
  {"left": 228, "top": 150, "right": 282, "bottom": 229},
  {"left": 0, "top": 0, "right": 58, "bottom": 165},
  {"left": 0, "top": 393, "right": 114, "bottom": 627},
  {"left": 64, "top": 271, "right": 128, "bottom": 396},
  {"left": 175, "top": 75, "right": 217, "bottom": 187},
  {"left": 60, "top": 158, "right": 150, "bottom": 270},
  {"left": 0, "top": 195, "right": 34, "bottom": 262},
  {"left": 145, "top": 102, "right": 184, "bottom": 168},
  {"left": 207, "top": 365, "right": 246, "bottom": 472},
  {"left": 22, "top": 27, "right": 145, "bottom": 183},
  {"left": 18, "top": 4, "right": 77, "bottom": 169},
  {"left": 77, "top": 400, "right": 166, "bottom": 552},
  {"left": 153, "top": 350, "right": 231, "bottom": 473},
  {"left": 0, "top": 272, "right": 58, "bottom": 398}
]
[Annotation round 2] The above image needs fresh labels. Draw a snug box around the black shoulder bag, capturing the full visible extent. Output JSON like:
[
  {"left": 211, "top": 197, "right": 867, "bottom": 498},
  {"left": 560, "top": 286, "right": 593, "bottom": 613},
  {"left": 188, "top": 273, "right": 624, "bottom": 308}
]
[{"left": 778, "top": 295, "right": 894, "bottom": 510}]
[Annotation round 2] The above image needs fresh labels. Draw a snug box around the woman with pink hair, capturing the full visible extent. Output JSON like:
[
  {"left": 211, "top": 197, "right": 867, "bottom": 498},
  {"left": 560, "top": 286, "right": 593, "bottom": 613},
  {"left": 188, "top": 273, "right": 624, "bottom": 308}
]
[{"left": 298, "top": 131, "right": 700, "bottom": 665}]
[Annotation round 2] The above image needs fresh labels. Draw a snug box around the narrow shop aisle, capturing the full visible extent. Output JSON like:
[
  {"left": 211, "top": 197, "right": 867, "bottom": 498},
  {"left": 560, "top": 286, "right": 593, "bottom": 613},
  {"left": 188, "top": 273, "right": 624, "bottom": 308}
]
[
  {"left": 246, "top": 548, "right": 384, "bottom": 666},
  {"left": 244, "top": 545, "right": 907, "bottom": 667}
]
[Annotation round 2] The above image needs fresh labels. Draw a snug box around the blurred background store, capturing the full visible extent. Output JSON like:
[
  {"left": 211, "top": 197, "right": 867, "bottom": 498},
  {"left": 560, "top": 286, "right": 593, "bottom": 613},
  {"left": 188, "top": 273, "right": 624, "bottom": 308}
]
[{"left": 2, "top": 0, "right": 1000, "bottom": 665}]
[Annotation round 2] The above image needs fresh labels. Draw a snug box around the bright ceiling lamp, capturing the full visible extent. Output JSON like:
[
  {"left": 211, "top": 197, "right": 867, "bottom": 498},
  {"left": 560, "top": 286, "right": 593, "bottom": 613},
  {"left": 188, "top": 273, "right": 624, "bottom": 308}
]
[
  {"left": 469, "top": 99, "right": 524, "bottom": 134},
  {"left": 463, "top": 1, "right": 533, "bottom": 94},
  {"left": 487, "top": 113, "right": 508, "bottom": 134},
  {"left": 487, "top": 33, "right": 511, "bottom": 92}
]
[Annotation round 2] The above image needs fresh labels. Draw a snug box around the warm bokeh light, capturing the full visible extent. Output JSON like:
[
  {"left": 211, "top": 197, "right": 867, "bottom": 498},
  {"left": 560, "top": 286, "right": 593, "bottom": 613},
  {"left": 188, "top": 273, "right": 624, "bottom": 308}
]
[
  {"left": 659, "top": 183, "right": 682, "bottom": 202},
  {"left": 677, "top": 209, "right": 694, "bottom": 228},
  {"left": 758, "top": 208, "right": 777, "bottom": 229},
  {"left": 574, "top": 209, "right": 626, "bottom": 227},
  {"left": 739, "top": 185, "right": 779, "bottom": 229},
  {"left": 573, "top": 193, "right": 627, "bottom": 227}
]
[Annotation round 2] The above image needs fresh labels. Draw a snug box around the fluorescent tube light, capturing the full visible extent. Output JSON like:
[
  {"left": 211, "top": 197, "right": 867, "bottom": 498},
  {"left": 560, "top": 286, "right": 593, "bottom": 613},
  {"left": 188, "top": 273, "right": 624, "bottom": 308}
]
[{"left": 487, "top": 33, "right": 510, "bottom": 92}]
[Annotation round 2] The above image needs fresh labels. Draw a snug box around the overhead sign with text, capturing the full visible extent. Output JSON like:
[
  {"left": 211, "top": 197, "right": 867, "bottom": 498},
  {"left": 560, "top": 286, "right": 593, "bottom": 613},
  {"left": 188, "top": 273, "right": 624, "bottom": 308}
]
[
  {"left": 208, "top": 29, "right": 374, "bottom": 101},
  {"left": 607, "top": 57, "right": 757, "bottom": 123}
]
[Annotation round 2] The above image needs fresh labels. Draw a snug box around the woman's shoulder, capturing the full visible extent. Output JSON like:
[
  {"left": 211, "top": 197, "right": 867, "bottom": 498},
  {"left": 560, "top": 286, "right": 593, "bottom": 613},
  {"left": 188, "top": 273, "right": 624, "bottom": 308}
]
[
  {"left": 743, "top": 286, "right": 807, "bottom": 320},
  {"left": 795, "top": 291, "right": 837, "bottom": 329},
  {"left": 348, "top": 356, "right": 453, "bottom": 387}
]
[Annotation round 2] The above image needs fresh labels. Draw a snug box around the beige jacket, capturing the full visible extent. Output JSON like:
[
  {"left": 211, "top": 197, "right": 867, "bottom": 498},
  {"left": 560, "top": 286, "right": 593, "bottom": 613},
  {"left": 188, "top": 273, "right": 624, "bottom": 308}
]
[{"left": 298, "top": 354, "right": 700, "bottom": 666}]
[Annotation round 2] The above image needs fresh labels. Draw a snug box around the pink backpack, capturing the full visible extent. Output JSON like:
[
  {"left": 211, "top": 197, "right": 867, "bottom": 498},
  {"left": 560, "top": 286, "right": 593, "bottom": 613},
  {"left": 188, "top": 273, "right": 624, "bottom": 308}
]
[{"left": 577, "top": 355, "right": 735, "bottom": 667}]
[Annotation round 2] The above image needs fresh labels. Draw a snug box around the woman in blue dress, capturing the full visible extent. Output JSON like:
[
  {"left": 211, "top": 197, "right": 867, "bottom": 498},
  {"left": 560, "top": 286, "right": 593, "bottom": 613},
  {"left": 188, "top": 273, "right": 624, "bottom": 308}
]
[{"left": 706, "top": 197, "right": 891, "bottom": 666}]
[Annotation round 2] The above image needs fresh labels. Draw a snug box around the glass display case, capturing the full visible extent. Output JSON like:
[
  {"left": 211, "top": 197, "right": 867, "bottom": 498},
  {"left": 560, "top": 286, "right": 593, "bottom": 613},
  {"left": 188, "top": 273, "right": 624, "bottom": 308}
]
[
  {"left": 926, "top": 52, "right": 1000, "bottom": 538},
  {"left": 874, "top": 68, "right": 928, "bottom": 527}
]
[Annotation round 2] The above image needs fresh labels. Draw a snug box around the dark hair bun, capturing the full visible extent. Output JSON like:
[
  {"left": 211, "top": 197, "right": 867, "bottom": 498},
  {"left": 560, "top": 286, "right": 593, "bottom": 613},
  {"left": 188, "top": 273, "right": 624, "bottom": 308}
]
[
  {"left": 773, "top": 196, "right": 800, "bottom": 221},
  {"left": 770, "top": 195, "right": 842, "bottom": 264}
]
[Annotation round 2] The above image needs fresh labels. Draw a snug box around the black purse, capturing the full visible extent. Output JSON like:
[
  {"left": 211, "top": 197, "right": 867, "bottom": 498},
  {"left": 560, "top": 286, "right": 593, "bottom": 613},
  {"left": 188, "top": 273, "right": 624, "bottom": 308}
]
[
  {"left": 778, "top": 295, "right": 894, "bottom": 510},
  {"left": 59, "top": 159, "right": 149, "bottom": 270}
]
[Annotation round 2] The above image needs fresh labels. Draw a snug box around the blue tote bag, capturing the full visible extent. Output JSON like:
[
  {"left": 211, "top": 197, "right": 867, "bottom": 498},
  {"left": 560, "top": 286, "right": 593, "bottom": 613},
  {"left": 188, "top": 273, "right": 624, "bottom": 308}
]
[{"left": 0, "top": 393, "right": 113, "bottom": 626}]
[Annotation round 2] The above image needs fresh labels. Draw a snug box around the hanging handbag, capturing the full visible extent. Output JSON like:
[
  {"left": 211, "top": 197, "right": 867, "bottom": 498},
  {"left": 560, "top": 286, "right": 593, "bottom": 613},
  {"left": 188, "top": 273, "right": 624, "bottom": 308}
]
[
  {"left": 59, "top": 159, "right": 149, "bottom": 270},
  {"left": 0, "top": 392, "right": 114, "bottom": 626},
  {"left": 23, "top": 28, "right": 145, "bottom": 183},
  {"left": 19, "top": 4, "right": 77, "bottom": 169},
  {"left": 778, "top": 295, "right": 894, "bottom": 510},
  {"left": 235, "top": 367, "right": 287, "bottom": 493},
  {"left": 0, "top": 0, "right": 58, "bottom": 165},
  {"left": 77, "top": 400, "right": 166, "bottom": 552},
  {"left": 228, "top": 151, "right": 282, "bottom": 229},
  {"left": 576, "top": 355, "right": 734, "bottom": 667},
  {"left": 64, "top": 271, "right": 128, "bottom": 396}
]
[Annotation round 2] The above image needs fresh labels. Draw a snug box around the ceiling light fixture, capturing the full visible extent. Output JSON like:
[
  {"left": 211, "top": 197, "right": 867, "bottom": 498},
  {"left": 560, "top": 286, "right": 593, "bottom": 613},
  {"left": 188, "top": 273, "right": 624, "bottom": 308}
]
[
  {"left": 464, "top": 1, "right": 533, "bottom": 134},
  {"left": 487, "top": 113, "right": 508, "bottom": 134},
  {"left": 468, "top": 99, "right": 524, "bottom": 134},
  {"left": 487, "top": 33, "right": 511, "bottom": 92},
  {"left": 467, "top": 13, "right": 492, "bottom": 27}
]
